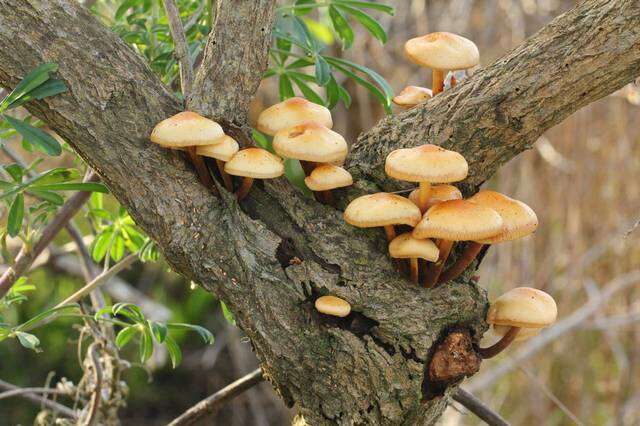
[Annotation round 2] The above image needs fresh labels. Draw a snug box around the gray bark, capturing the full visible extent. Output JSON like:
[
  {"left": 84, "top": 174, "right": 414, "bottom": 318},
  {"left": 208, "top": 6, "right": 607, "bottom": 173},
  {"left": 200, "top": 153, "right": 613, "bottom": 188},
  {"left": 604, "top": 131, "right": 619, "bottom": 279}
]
[{"left": 0, "top": 0, "right": 638, "bottom": 424}]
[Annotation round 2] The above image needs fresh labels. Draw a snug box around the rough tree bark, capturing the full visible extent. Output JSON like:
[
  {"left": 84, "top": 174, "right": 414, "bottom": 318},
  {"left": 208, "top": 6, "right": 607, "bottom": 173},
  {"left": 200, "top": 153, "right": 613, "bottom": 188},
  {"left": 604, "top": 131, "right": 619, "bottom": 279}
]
[{"left": 0, "top": 0, "right": 638, "bottom": 424}]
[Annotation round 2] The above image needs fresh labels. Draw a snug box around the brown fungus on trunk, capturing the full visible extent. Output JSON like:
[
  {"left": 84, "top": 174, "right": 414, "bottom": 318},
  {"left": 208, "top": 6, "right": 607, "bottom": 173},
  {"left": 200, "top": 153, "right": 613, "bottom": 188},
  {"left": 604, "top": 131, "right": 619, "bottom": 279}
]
[
  {"left": 388, "top": 233, "right": 439, "bottom": 284},
  {"left": 256, "top": 97, "right": 333, "bottom": 137},
  {"left": 196, "top": 135, "right": 240, "bottom": 192},
  {"left": 224, "top": 148, "right": 284, "bottom": 200},
  {"left": 392, "top": 85, "right": 433, "bottom": 109}
]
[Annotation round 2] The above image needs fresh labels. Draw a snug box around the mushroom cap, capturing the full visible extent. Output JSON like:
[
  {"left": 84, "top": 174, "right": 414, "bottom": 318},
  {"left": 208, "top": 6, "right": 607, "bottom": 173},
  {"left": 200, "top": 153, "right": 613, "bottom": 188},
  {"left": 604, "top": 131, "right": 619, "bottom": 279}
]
[
  {"left": 224, "top": 148, "right": 284, "bottom": 179},
  {"left": 150, "top": 111, "right": 224, "bottom": 147},
  {"left": 389, "top": 233, "right": 439, "bottom": 262},
  {"left": 409, "top": 184, "right": 462, "bottom": 209},
  {"left": 344, "top": 193, "right": 422, "bottom": 228},
  {"left": 412, "top": 199, "right": 503, "bottom": 241},
  {"left": 392, "top": 86, "right": 433, "bottom": 108},
  {"left": 304, "top": 164, "right": 353, "bottom": 191},
  {"left": 315, "top": 295, "right": 351, "bottom": 317},
  {"left": 487, "top": 287, "right": 557, "bottom": 329},
  {"left": 404, "top": 32, "right": 479, "bottom": 71},
  {"left": 273, "top": 122, "right": 348, "bottom": 163},
  {"left": 257, "top": 97, "right": 333, "bottom": 136},
  {"left": 385, "top": 144, "right": 468, "bottom": 183},
  {"left": 492, "top": 324, "right": 540, "bottom": 342},
  {"left": 469, "top": 190, "right": 538, "bottom": 244},
  {"left": 195, "top": 135, "right": 240, "bottom": 162}
]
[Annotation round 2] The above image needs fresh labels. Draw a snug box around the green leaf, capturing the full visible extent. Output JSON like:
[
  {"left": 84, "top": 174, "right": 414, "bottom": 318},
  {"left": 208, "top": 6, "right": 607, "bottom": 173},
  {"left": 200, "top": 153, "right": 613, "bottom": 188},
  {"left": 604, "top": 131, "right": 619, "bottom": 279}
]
[
  {"left": 112, "top": 302, "right": 146, "bottom": 323},
  {"left": 165, "top": 335, "right": 182, "bottom": 368},
  {"left": 150, "top": 322, "right": 168, "bottom": 343},
  {"left": 278, "top": 74, "right": 295, "bottom": 100},
  {"left": 16, "top": 304, "right": 78, "bottom": 332},
  {"left": 335, "top": 4, "right": 387, "bottom": 43},
  {"left": 293, "top": 0, "right": 316, "bottom": 15},
  {"left": 314, "top": 55, "right": 331, "bottom": 86},
  {"left": 284, "top": 159, "right": 313, "bottom": 197},
  {"left": 139, "top": 324, "right": 154, "bottom": 363},
  {"left": 92, "top": 229, "right": 114, "bottom": 262},
  {"left": 115, "top": 0, "right": 139, "bottom": 21},
  {"left": 30, "top": 182, "right": 109, "bottom": 193},
  {"left": 334, "top": 0, "right": 394, "bottom": 14},
  {"left": 7, "top": 194, "right": 24, "bottom": 237},
  {"left": 8, "top": 79, "right": 67, "bottom": 110},
  {"left": 325, "top": 58, "right": 391, "bottom": 111},
  {"left": 110, "top": 234, "right": 126, "bottom": 262},
  {"left": 15, "top": 331, "right": 40, "bottom": 351},
  {"left": 167, "top": 323, "right": 214, "bottom": 344},
  {"left": 4, "top": 164, "right": 23, "bottom": 182},
  {"left": 26, "top": 189, "right": 64, "bottom": 205},
  {"left": 337, "top": 83, "right": 352, "bottom": 107},
  {"left": 329, "top": 6, "right": 354, "bottom": 49},
  {"left": 252, "top": 130, "right": 274, "bottom": 153},
  {"left": 0, "top": 63, "right": 58, "bottom": 111},
  {"left": 289, "top": 74, "right": 326, "bottom": 106},
  {"left": 115, "top": 326, "right": 139, "bottom": 348},
  {"left": 3, "top": 115, "right": 61, "bottom": 156}
]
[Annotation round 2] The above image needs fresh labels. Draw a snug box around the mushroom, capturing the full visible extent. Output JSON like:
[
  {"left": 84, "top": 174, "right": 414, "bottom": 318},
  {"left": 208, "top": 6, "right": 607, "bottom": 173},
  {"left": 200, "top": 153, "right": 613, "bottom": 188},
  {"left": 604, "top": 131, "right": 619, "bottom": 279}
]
[
  {"left": 150, "top": 111, "right": 223, "bottom": 193},
  {"left": 385, "top": 144, "right": 468, "bottom": 213},
  {"left": 344, "top": 193, "right": 421, "bottom": 242},
  {"left": 196, "top": 135, "right": 240, "bottom": 192},
  {"left": 413, "top": 200, "right": 503, "bottom": 287},
  {"left": 438, "top": 191, "right": 538, "bottom": 284},
  {"left": 389, "top": 233, "right": 439, "bottom": 284},
  {"left": 315, "top": 295, "right": 351, "bottom": 317},
  {"left": 479, "top": 287, "right": 557, "bottom": 358},
  {"left": 408, "top": 184, "right": 462, "bottom": 213},
  {"left": 404, "top": 32, "right": 479, "bottom": 95},
  {"left": 257, "top": 97, "right": 333, "bottom": 136},
  {"left": 392, "top": 86, "right": 433, "bottom": 109},
  {"left": 304, "top": 164, "right": 353, "bottom": 205},
  {"left": 223, "top": 148, "right": 284, "bottom": 200}
]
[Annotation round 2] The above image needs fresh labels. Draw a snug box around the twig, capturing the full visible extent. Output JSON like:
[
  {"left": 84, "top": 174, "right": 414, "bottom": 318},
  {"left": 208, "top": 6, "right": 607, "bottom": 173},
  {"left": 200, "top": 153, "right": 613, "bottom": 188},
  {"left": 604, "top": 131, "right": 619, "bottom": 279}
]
[
  {"left": 83, "top": 343, "right": 103, "bottom": 426},
  {"left": 162, "top": 0, "right": 194, "bottom": 100},
  {"left": 0, "top": 387, "right": 65, "bottom": 401},
  {"left": 0, "top": 379, "right": 77, "bottom": 419},
  {"left": 0, "top": 171, "right": 97, "bottom": 299},
  {"left": 184, "top": 0, "right": 206, "bottom": 32},
  {"left": 167, "top": 368, "right": 264, "bottom": 426},
  {"left": 624, "top": 218, "right": 640, "bottom": 238},
  {"left": 452, "top": 388, "right": 510, "bottom": 426}
]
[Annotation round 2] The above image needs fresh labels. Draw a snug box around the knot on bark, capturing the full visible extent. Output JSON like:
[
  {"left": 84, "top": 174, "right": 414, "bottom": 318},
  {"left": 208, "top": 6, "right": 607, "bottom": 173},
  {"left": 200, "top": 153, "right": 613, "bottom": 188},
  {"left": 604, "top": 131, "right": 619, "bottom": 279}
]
[{"left": 428, "top": 329, "right": 481, "bottom": 384}]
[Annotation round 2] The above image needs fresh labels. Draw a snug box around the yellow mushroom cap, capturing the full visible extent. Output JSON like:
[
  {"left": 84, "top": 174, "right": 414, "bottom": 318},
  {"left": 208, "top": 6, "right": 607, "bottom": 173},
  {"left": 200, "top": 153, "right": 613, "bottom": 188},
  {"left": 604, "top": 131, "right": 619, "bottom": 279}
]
[
  {"left": 224, "top": 148, "right": 284, "bottom": 179},
  {"left": 487, "top": 287, "right": 557, "bottom": 329},
  {"left": 150, "top": 111, "right": 224, "bottom": 147},
  {"left": 404, "top": 32, "right": 479, "bottom": 71},
  {"left": 304, "top": 164, "right": 353, "bottom": 191},
  {"left": 492, "top": 325, "right": 540, "bottom": 342},
  {"left": 469, "top": 190, "right": 538, "bottom": 244},
  {"left": 388, "top": 233, "right": 439, "bottom": 262},
  {"left": 257, "top": 97, "right": 333, "bottom": 136},
  {"left": 315, "top": 295, "right": 351, "bottom": 317},
  {"left": 412, "top": 199, "right": 503, "bottom": 240},
  {"left": 409, "top": 184, "right": 462, "bottom": 209},
  {"left": 344, "top": 193, "right": 422, "bottom": 228},
  {"left": 195, "top": 135, "right": 240, "bottom": 162},
  {"left": 385, "top": 144, "right": 468, "bottom": 183},
  {"left": 273, "top": 122, "right": 348, "bottom": 163},
  {"left": 392, "top": 86, "right": 433, "bottom": 108}
]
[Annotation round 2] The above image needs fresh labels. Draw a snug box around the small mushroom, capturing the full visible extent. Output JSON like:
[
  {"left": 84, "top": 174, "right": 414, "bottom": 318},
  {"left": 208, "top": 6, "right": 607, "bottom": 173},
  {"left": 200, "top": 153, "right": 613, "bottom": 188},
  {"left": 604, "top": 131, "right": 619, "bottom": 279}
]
[
  {"left": 196, "top": 135, "right": 240, "bottom": 192},
  {"left": 315, "top": 295, "right": 351, "bottom": 317},
  {"left": 386, "top": 144, "right": 468, "bottom": 213},
  {"left": 409, "top": 184, "right": 462, "bottom": 212},
  {"left": 389, "top": 233, "right": 439, "bottom": 284},
  {"left": 257, "top": 97, "right": 333, "bottom": 136},
  {"left": 479, "top": 287, "right": 557, "bottom": 358},
  {"left": 224, "top": 148, "right": 284, "bottom": 200},
  {"left": 392, "top": 86, "right": 433, "bottom": 109},
  {"left": 413, "top": 200, "right": 503, "bottom": 287},
  {"left": 304, "top": 164, "right": 353, "bottom": 205},
  {"left": 404, "top": 32, "right": 479, "bottom": 95},
  {"left": 344, "top": 193, "right": 421, "bottom": 242},
  {"left": 438, "top": 191, "right": 538, "bottom": 284},
  {"left": 150, "top": 111, "right": 223, "bottom": 193}
]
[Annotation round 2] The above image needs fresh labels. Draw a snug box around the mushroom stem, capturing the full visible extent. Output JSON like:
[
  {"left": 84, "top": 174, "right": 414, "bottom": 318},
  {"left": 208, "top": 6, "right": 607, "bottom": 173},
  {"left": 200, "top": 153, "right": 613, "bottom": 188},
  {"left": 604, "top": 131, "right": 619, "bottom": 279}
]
[
  {"left": 450, "top": 74, "right": 457, "bottom": 88},
  {"left": 478, "top": 327, "right": 520, "bottom": 359},
  {"left": 186, "top": 147, "right": 219, "bottom": 196},
  {"left": 417, "top": 181, "right": 432, "bottom": 212},
  {"left": 300, "top": 160, "right": 316, "bottom": 177},
  {"left": 438, "top": 242, "right": 485, "bottom": 284},
  {"left": 424, "top": 239, "right": 453, "bottom": 288},
  {"left": 384, "top": 225, "right": 396, "bottom": 242},
  {"left": 216, "top": 159, "right": 234, "bottom": 192},
  {"left": 321, "top": 190, "right": 335, "bottom": 207},
  {"left": 432, "top": 69, "right": 445, "bottom": 95},
  {"left": 235, "top": 177, "right": 254, "bottom": 201},
  {"left": 410, "top": 258, "right": 419, "bottom": 284}
]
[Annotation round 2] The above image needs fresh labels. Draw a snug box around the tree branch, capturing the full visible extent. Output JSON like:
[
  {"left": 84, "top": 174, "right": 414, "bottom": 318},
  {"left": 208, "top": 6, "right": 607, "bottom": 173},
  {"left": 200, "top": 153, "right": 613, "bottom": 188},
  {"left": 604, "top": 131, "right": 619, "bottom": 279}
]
[
  {"left": 162, "top": 0, "right": 194, "bottom": 100},
  {"left": 452, "top": 388, "right": 510, "bottom": 426},
  {"left": 0, "top": 378, "right": 77, "bottom": 419}
]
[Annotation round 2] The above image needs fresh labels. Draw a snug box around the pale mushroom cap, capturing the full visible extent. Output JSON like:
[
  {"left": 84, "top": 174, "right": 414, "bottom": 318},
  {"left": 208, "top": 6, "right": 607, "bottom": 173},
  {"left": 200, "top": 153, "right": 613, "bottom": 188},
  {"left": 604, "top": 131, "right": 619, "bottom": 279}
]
[
  {"left": 493, "top": 324, "right": 540, "bottom": 342},
  {"left": 257, "top": 97, "right": 333, "bottom": 136},
  {"left": 470, "top": 191, "right": 538, "bottom": 244},
  {"left": 392, "top": 86, "right": 433, "bottom": 108},
  {"left": 487, "top": 287, "right": 557, "bottom": 329},
  {"left": 315, "top": 295, "right": 351, "bottom": 317},
  {"left": 389, "top": 233, "right": 439, "bottom": 262},
  {"left": 385, "top": 144, "right": 468, "bottom": 183},
  {"left": 273, "top": 122, "right": 348, "bottom": 163},
  {"left": 404, "top": 32, "right": 479, "bottom": 70},
  {"left": 195, "top": 135, "right": 240, "bottom": 162},
  {"left": 224, "top": 148, "right": 284, "bottom": 179},
  {"left": 412, "top": 199, "right": 503, "bottom": 240},
  {"left": 344, "top": 193, "right": 422, "bottom": 228},
  {"left": 409, "top": 184, "right": 462, "bottom": 209},
  {"left": 304, "top": 165, "right": 353, "bottom": 191},
  {"left": 150, "top": 111, "right": 224, "bottom": 147}
]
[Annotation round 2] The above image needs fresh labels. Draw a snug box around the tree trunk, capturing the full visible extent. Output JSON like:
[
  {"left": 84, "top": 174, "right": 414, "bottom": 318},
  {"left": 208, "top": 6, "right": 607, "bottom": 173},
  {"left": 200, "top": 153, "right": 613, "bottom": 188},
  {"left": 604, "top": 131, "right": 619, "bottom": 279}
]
[{"left": 0, "top": 0, "right": 638, "bottom": 424}]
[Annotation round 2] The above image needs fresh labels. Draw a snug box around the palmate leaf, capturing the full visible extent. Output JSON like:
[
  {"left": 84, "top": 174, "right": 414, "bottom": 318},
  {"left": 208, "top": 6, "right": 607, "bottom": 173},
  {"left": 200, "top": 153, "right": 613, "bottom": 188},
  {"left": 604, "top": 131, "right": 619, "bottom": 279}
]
[
  {"left": 167, "top": 323, "right": 214, "bottom": 344},
  {"left": 115, "top": 325, "right": 139, "bottom": 348},
  {"left": 0, "top": 63, "right": 58, "bottom": 112},
  {"left": 165, "top": 335, "right": 182, "bottom": 368},
  {"left": 335, "top": 4, "right": 387, "bottom": 43},
  {"left": 2, "top": 115, "right": 61, "bottom": 156},
  {"left": 329, "top": 5, "right": 354, "bottom": 49}
]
